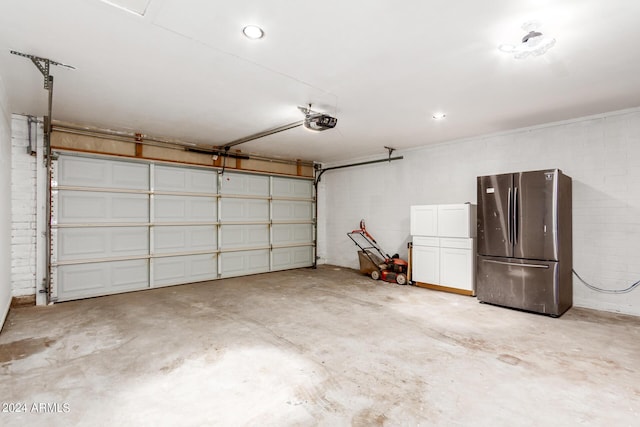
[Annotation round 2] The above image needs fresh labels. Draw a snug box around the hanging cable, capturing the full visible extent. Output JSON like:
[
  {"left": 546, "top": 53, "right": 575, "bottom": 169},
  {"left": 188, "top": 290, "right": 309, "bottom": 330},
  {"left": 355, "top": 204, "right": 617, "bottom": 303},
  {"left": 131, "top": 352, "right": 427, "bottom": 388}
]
[
  {"left": 573, "top": 269, "right": 640, "bottom": 294},
  {"left": 221, "top": 146, "right": 230, "bottom": 175}
]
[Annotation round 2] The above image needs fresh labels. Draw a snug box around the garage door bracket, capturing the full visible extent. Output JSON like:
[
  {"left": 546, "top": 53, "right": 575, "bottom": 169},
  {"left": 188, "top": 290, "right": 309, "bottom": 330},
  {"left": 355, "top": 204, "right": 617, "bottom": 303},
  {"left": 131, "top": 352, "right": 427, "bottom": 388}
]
[
  {"left": 314, "top": 154, "right": 404, "bottom": 185},
  {"left": 10, "top": 50, "right": 75, "bottom": 90},
  {"left": 312, "top": 152, "right": 403, "bottom": 268},
  {"left": 10, "top": 50, "right": 75, "bottom": 305}
]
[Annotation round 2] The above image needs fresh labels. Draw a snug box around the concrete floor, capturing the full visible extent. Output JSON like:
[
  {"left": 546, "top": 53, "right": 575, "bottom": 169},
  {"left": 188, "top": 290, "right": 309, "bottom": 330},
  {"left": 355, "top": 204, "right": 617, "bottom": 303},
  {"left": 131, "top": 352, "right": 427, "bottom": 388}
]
[{"left": 1, "top": 266, "right": 639, "bottom": 426}]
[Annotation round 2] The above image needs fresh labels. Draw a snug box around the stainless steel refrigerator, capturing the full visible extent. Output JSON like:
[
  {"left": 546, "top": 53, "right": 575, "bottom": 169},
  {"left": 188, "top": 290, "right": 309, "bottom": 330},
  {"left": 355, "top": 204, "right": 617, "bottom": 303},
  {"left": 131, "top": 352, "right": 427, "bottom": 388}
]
[{"left": 476, "top": 169, "right": 572, "bottom": 317}]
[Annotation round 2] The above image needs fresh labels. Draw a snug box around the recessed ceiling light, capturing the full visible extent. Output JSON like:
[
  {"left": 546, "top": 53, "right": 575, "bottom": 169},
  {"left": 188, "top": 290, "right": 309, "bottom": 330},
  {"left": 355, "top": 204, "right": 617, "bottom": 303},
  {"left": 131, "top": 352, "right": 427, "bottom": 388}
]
[
  {"left": 242, "top": 25, "right": 264, "bottom": 40},
  {"left": 432, "top": 113, "right": 446, "bottom": 120}
]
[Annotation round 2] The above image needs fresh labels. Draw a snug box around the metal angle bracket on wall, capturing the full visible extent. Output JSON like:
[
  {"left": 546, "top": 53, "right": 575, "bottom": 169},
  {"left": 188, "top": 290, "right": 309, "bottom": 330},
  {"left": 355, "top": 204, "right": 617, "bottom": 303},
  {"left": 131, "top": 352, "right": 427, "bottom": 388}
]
[
  {"left": 313, "top": 154, "right": 404, "bottom": 186},
  {"left": 10, "top": 50, "right": 76, "bottom": 90},
  {"left": 384, "top": 146, "right": 396, "bottom": 161},
  {"left": 311, "top": 151, "right": 403, "bottom": 269},
  {"left": 10, "top": 50, "right": 75, "bottom": 306}
]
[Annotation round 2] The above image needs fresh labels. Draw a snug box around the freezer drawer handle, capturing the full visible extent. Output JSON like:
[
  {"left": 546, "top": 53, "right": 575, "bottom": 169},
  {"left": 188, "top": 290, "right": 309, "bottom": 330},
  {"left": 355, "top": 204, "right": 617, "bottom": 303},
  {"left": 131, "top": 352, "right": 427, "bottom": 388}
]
[{"left": 482, "top": 259, "right": 549, "bottom": 269}]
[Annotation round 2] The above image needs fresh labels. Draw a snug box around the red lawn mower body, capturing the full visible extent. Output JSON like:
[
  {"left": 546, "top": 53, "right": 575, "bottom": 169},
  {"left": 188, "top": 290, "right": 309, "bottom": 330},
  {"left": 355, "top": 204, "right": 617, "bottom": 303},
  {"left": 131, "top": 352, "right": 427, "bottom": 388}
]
[{"left": 347, "top": 220, "right": 409, "bottom": 285}]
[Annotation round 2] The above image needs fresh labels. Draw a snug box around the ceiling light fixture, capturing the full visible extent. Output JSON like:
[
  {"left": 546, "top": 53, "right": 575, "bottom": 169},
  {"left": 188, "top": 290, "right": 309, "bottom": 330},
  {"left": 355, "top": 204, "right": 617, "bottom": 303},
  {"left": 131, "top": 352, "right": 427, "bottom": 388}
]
[
  {"left": 242, "top": 25, "right": 264, "bottom": 40},
  {"left": 498, "top": 21, "right": 556, "bottom": 59},
  {"left": 432, "top": 112, "right": 446, "bottom": 120}
]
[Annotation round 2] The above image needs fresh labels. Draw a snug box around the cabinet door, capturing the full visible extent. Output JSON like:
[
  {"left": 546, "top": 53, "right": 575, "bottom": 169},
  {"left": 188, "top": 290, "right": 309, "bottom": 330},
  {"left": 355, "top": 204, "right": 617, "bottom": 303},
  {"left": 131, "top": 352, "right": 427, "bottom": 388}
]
[
  {"left": 410, "top": 205, "right": 438, "bottom": 236},
  {"left": 437, "top": 204, "right": 476, "bottom": 238},
  {"left": 439, "top": 247, "right": 474, "bottom": 292},
  {"left": 412, "top": 245, "right": 439, "bottom": 284}
]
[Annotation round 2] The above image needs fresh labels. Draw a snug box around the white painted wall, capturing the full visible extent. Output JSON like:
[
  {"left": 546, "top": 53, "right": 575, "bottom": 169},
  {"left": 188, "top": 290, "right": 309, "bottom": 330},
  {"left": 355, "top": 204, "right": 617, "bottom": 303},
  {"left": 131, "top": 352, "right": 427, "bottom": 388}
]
[
  {"left": 10, "top": 115, "right": 39, "bottom": 298},
  {"left": 319, "top": 107, "right": 640, "bottom": 316},
  {"left": 0, "top": 75, "right": 12, "bottom": 329}
]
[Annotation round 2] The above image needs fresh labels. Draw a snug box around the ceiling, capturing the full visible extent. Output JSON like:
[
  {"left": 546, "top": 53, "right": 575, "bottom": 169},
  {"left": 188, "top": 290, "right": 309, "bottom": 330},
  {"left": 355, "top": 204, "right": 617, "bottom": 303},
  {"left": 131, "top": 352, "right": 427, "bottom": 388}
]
[{"left": 1, "top": 0, "right": 639, "bottom": 163}]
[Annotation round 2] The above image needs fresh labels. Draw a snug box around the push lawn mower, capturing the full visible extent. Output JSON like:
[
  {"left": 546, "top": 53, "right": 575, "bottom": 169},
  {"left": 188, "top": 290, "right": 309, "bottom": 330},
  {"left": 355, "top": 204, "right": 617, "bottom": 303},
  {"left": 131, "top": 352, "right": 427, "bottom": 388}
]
[{"left": 347, "top": 220, "right": 409, "bottom": 285}]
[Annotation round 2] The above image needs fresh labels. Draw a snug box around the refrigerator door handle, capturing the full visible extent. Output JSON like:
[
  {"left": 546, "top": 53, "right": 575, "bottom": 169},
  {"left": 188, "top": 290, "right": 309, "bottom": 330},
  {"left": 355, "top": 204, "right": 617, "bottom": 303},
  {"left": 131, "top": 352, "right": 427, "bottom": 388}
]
[
  {"left": 507, "top": 187, "right": 512, "bottom": 244},
  {"left": 481, "top": 259, "right": 549, "bottom": 269},
  {"left": 514, "top": 186, "right": 519, "bottom": 245}
]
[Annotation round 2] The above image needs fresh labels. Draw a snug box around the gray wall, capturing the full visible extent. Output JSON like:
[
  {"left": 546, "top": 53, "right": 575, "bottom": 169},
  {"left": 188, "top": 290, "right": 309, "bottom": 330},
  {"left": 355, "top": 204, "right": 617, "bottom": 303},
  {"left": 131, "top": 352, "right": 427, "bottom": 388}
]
[
  {"left": 0, "top": 74, "right": 12, "bottom": 329},
  {"left": 319, "top": 107, "right": 640, "bottom": 316}
]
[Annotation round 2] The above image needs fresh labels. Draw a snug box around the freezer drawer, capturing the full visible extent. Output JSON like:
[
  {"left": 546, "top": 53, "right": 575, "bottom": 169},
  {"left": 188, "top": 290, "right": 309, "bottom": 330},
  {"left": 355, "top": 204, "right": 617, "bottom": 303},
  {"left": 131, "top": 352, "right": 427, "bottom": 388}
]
[{"left": 476, "top": 256, "right": 567, "bottom": 316}]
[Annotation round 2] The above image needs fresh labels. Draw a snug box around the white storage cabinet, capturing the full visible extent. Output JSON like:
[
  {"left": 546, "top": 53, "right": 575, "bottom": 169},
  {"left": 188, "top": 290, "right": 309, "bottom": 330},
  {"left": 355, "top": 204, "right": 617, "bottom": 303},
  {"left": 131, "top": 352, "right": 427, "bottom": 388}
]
[{"left": 410, "top": 204, "right": 476, "bottom": 295}]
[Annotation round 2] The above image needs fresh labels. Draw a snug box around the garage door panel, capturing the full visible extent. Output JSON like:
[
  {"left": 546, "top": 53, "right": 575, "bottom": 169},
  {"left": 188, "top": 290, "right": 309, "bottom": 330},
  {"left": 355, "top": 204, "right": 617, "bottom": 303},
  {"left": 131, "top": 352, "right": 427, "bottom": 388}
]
[
  {"left": 272, "top": 200, "right": 313, "bottom": 221},
  {"left": 111, "top": 228, "right": 149, "bottom": 254},
  {"left": 153, "top": 254, "right": 217, "bottom": 287},
  {"left": 112, "top": 261, "right": 149, "bottom": 287},
  {"left": 54, "top": 154, "right": 316, "bottom": 301},
  {"left": 58, "top": 230, "right": 106, "bottom": 260},
  {"left": 220, "top": 225, "right": 268, "bottom": 249},
  {"left": 154, "top": 197, "right": 185, "bottom": 220},
  {"left": 154, "top": 166, "right": 186, "bottom": 192},
  {"left": 58, "top": 156, "right": 148, "bottom": 189},
  {"left": 155, "top": 165, "right": 217, "bottom": 194},
  {"left": 154, "top": 195, "right": 216, "bottom": 222},
  {"left": 58, "top": 157, "right": 108, "bottom": 187},
  {"left": 220, "top": 250, "right": 269, "bottom": 277},
  {"left": 272, "top": 224, "right": 313, "bottom": 245},
  {"left": 154, "top": 228, "right": 185, "bottom": 252},
  {"left": 190, "top": 198, "right": 217, "bottom": 220},
  {"left": 154, "top": 225, "right": 217, "bottom": 253},
  {"left": 248, "top": 227, "right": 268, "bottom": 245},
  {"left": 112, "top": 163, "right": 150, "bottom": 189},
  {"left": 154, "top": 258, "right": 185, "bottom": 285},
  {"left": 272, "top": 247, "right": 314, "bottom": 270},
  {"left": 58, "top": 227, "right": 149, "bottom": 261},
  {"left": 220, "top": 227, "right": 241, "bottom": 247},
  {"left": 220, "top": 199, "right": 269, "bottom": 221},
  {"left": 272, "top": 177, "right": 313, "bottom": 198},
  {"left": 57, "top": 259, "right": 149, "bottom": 301},
  {"left": 190, "top": 227, "right": 217, "bottom": 249},
  {"left": 58, "top": 193, "right": 106, "bottom": 222},
  {"left": 220, "top": 173, "right": 269, "bottom": 196},
  {"left": 190, "top": 255, "right": 218, "bottom": 278},
  {"left": 59, "top": 265, "right": 105, "bottom": 294},
  {"left": 58, "top": 191, "right": 149, "bottom": 223},
  {"left": 112, "top": 196, "right": 149, "bottom": 220}
]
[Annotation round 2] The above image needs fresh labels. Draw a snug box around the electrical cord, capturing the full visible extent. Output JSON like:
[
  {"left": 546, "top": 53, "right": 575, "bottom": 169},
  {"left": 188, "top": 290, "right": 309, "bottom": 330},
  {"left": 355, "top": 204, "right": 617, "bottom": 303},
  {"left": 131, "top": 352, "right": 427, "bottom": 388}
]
[
  {"left": 573, "top": 269, "right": 640, "bottom": 294},
  {"left": 221, "top": 146, "right": 229, "bottom": 176}
]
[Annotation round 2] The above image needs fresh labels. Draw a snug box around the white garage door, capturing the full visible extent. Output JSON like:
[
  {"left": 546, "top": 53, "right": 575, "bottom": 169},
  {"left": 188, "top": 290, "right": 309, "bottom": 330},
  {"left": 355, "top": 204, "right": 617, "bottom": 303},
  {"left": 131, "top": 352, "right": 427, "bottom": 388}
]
[{"left": 51, "top": 154, "right": 314, "bottom": 301}]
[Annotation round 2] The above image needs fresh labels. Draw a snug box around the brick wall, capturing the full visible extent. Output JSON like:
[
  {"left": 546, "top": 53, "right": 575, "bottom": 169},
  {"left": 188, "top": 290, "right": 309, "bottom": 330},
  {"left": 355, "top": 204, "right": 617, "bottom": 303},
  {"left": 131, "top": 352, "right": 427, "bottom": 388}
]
[
  {"left": 320, "top": 107, "right": 640, "bottom": 316},
  {"left": 10, "top": 115, "right": 38, "bottom": 297},
  {"left": 1, "top": 77, "right": 12, "bottom": 327}
]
